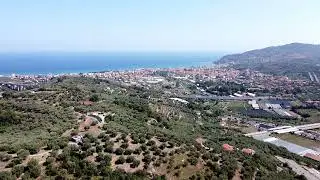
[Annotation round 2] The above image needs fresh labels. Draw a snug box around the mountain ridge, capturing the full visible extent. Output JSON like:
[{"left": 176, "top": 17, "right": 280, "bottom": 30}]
[
  {"left": 218, "top": 43, "right": 320, "bottom": 64},
  {"left": 216, "top": 43, "right": 320, "bottom": 79}
]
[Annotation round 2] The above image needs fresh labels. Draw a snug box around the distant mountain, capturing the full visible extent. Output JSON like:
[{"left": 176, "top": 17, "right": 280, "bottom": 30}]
[
  {"left": 217, "top": 43, "right": 320, "bottom": 79},
  {"left": 218, "top": 43, "right": 320, "bottom": 64}
]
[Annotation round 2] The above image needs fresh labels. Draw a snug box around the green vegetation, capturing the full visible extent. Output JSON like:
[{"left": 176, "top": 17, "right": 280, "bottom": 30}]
[
  {"left": 217, "top": 43, "right": 320, "bottom": 79},
  {"left": 0, "top": 77, "right": 318, "bottom": 179},
  {"left": 292, "top": 107, "right": 320, "bottom": 123},
  {"left": 0, "top": 93, "right": 75, "bottom": 152},
  {"left": 197, "top": 80, "right": 247, "bottom": 96}
]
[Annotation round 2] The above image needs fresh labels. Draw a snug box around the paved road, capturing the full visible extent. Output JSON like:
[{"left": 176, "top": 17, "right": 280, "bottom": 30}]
[
  {"left": 179, "top": 95, "right": 277, "bottom": 101},
  {"left": 277, "top": 156, "right": 320, "bottom": 180},
  {"left": 309, "top": 72, "right": 314, "bottom": 81},
  {"left": 313, "top": 72, "right": 319, "bottom": 83}
]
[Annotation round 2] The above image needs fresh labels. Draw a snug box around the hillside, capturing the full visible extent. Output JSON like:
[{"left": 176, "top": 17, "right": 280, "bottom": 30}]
[
  {"left": 1, "top": 77, "right": 318, "bottom": 179},
  {"left": 217, "top": 43, "right": 320, "bottom": 78}
]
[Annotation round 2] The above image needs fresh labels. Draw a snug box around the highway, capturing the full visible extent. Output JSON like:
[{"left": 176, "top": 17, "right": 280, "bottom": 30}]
[
  {"left": 309, "top": 72, "right": 314, "bottom": 81},
  {"left": 245, "top": 123, "right": 320, "bottom": 136},
  {"left": 179, "top": 95, "right": 272, "bottom": 101},
  {"left": 296, "top": 123, "right": 320, "bottom": 130},
  {"left": 313, "top": 72, "right": 319, "bottom": 83}
]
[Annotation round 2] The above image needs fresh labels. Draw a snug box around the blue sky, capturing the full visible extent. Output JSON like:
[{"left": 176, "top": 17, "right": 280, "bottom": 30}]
[{"left": 0, "top": 0, "right": 319, "bottom": 52}]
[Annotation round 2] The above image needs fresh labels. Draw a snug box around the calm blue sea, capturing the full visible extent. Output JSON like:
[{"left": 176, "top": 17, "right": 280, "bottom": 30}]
[{"left": 0, "top": 52, "right": 221, "bottom": 75}]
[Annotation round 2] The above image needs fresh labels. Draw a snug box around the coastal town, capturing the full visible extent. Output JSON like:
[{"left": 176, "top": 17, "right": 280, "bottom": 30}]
[
  {"left": 2, "top": 0, "right": 320, "bottom": 179},
  {"left": 1, "top": 65, "right": 320, "bottom": 179}
]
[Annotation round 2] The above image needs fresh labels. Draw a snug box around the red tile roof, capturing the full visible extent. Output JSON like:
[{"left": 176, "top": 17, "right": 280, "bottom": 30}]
[
  {"left": 222, "top": 144, "right": 234, "bottom": 152},
  {"left": 304, "top": 153, "right": 320, "bottom": 161},
  {"left": 242, "top": 148, "right": 255, "bottom": 155}
]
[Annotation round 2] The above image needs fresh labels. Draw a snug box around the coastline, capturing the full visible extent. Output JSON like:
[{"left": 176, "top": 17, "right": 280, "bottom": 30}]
[
  {"left": 0, "top": 61, "right": 215, "bottom": 77},
  {"left": 0, "top": 53, "right": 220, "bottom": 76}
]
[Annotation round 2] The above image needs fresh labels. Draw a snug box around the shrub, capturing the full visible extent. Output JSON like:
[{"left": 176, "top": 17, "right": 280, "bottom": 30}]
[
  {"left": 149, "top": 145, "right": 157, "bottom": 151},
  {"left": 139, "top": 138, "right": 146, "bottom": 144},
  {"left": 158, "top": 137, "right": 167, "bottom": 142},
  {"left": 91, "top": 120, "right": 98, "bottom": 126},
  {"left": 17, "top": 149, "right": 30, "bottom": 160},
  {"left": 167, "top": 141, "right": 175, "bottom": 148},
  {"left": 126, "top": 156, "right": 135, "bottom": 163},
  {"left": 24, "top": 144, "right": 39, "bottom": 155},
  {"left": 115, "top": 156, "right": 125, "bottom": 164},
  {"left": 46, "top": 140, "right": 59, "bottom": 150},
  {"left": 154, "top": 149, "right": 161, "bottom": 156},
  {"left": 206, "top": 160, "right": 218, "bottom": 171},
  {"left": 162, "top": 158, "right": 168, "bottom": 164},
  {"left": 131, "top": 137, "right": 139, "bottom": 144},
  {"left": 0, "top": 152, "right": 12, "bottom": 161},
  {"left": 96, "top": 145, "right": 103, "bottom": 153},
  {"left": 98, "top": 132, "right": 106, "bottom": 139},
  {"left": 115, "top": 148, "right": 124, "bottom": 155},
  {"left": 120, "top": 143, "right": 129, "bottom": 149},
  {"left": 188, "top": 157, "right": 198, "bottom": 166},
  {"left": 21, "top": 172, "right": 31, "bottom": 180},
  {"left": 160, "top": 152, "right": 167, "bottom": 157},
  {"left": 152, "top": 156, "right": 157, "bottom": 161},
  {"left": 140, "top": 144, "right": 147, "bottom": 151},
  {"left": 124, "top": 149, "right": 133, "bottom": 155},
  {"left": 44, "top": 157, "right": 55, "bottom": 165},
  {"left": 82, "top": 142, "right": 92, "bottom": 151},
  {"left": 103, "top": 135, "right": 111, "bottom": 141},
  {"left": 133, "top": 148, "right": 142, "bottom": 155},
  {"left": 12, "top": 165, "right": 25, "bottom": 177},
  {"left": 6, "top": 158, "right": 23, "bottom": 168},
  {"left": 202, "top": 153, "right": 210, "bottom": 160},
  {"left": 26, "top": 159, "right": 41, "bottom": 178},
  {"left": 213, "top": 155, "right": 219, "bottom": 162},
  {"left": 154, "top": 160, "right": 161, "bottom": 167},
  {"left": 89, "top": 94, "right": 99, "bottom": 102},
  {"left": 46, "top": 163, "right": 58, "bottom": 176},
  {"left": 104, "top": 143, "right": 113, "bottom": 152},
  {"left": 121, "top": 133, "right": 127, "bottom": 140},
  {"left": 182, "top": 161, "right": 188, "bottom": 167},
  {"left": 104, "top": 114, "right": 114, "bottom": 122},
  {"left": 102, "top": 124, "right": 108, "bottom": 130},
  {"left": 131, "top": 159, "right": 140, "bottom": 168},
  {"left": 70, "top": 129, "right": 79, "bottom": 136},
  {"left": 143, "top": 150, "right": 150, "bottom": 156},
  {"left": 88, "top": 147, "right": 96, "bottom": 154},
  {"left": 57, "top": 138, "right": 69, "bottom": 149},
  {"left": 110, "top": 132, "right": 117, "bottom": 138},
  {"left": 0, "top": 171, "right": 15, "bottom": 180},
  {"left": 159, "top": 144, "right": 166, "bottom": 150},
  {"left": 115, "top": 137, "right": 121, "bottom": 143},
  {"left": 105, "top": 140, "right": 114, "bottom": 147},
  {"left": 174, "top": 170, "right": 181, "bottom": 177},
  {"left": 146, "top": 134, "right": 152, "bottom": 140},
  {"left": 147, "top": 140, "right": 156, "bottom": 146},
  {"left": 143, "top": 154, "right": 152, "bottom": 163},
  {"left": 84, "top": 125, "right": 90, "bottom": 131}
]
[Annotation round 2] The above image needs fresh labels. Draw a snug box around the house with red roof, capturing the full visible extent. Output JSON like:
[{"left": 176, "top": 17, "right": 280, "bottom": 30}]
[
  {"left": 242, "top": 148, "right": 255, "bottom": 155},
  {"left": 222, "top": 144, "right": 234, "bottom": 152},
  {"left": 304, "top": 153, "right": 320, "bottom": 161}
]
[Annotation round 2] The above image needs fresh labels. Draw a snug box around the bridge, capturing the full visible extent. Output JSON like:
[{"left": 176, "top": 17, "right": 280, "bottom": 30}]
[
  {"left": 245, "top": 123, "right": 320, "bottom": 136},
  {"left": 296, "top": 123, "right": 320, "bottom": 131}
]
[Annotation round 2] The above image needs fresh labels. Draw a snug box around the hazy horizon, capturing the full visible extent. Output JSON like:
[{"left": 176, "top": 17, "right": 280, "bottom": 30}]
[{"left": 1, "top": 0, "right": 320, "bottom": 52}]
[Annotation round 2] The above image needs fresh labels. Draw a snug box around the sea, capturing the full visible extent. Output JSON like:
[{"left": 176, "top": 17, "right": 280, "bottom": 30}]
[{"left": 0, "top": 52, "right": 221, "bottom": 76}]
